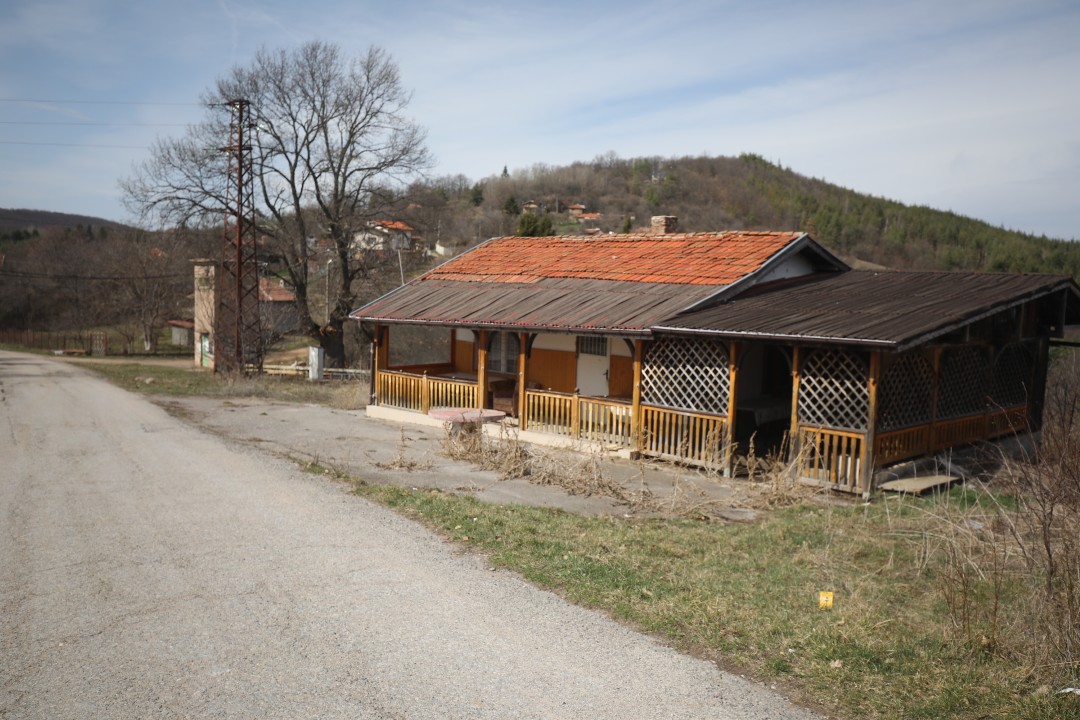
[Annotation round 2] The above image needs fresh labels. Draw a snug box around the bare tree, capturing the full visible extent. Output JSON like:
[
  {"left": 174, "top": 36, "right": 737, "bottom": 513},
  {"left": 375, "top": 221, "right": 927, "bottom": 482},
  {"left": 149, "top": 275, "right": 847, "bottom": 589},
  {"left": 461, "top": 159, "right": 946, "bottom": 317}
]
[
  {"left": 122, "top": 42, "right": 431, "bottom": 366},
  {"left": 93, "top": 228, "right": 206, "bottom": 353}
]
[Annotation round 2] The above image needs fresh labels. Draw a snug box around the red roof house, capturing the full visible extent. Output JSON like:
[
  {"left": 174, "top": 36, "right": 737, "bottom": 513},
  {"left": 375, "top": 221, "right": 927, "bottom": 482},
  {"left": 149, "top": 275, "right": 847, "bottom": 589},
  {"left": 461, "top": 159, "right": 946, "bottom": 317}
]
[{"left": 351, "top": 218, "right": 1080, "bottom": 494}]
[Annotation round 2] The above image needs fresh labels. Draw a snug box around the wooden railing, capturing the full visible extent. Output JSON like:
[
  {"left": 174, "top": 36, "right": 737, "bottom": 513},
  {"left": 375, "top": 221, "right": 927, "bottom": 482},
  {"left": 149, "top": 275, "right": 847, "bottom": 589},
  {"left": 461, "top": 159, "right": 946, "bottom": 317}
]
[
  {"left": 987, "top": 406, "right": 1028, "bottom": 437},
  {"left": 875, "top": 405, "right": 1028, "bottom": 466},
  {"left": 524, "top": 390, "right": 576, "bottom": 436},
  {"left": 580, "top": 397, "right": 633, "bottom": 446},
  {"left": 639, "top": 405, "right": 727, "bottom": 468},
  {"left": 799, "top": 426, "right": 866, "bottom": 493},
  {"left": 875, "top": 426, "right": 932, "bottom": 466},
  {"left": 375, "top": 370, "right": 476, "bottom": 413},
  {"left": 522, "top": 391, "right": 632, "bottom": 445}
]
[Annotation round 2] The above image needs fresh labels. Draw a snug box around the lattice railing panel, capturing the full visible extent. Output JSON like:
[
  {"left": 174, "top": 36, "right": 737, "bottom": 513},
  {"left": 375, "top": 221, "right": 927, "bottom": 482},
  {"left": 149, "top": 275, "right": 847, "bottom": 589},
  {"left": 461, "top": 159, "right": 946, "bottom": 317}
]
[
  {"left": 990, "top": 342, "right": 1034, "bottom": 408},
  {"left": 939, "top": 346, "right": 989, "bottom": 419},
  {"left": 798, "top": 349, "right": 868, "bottom": 430},
  {"left": 641, "top": 337, "right": 729, "bottom": 415},
  {"left": 879, "top": 351, "right": 934, "bottom": 431}
]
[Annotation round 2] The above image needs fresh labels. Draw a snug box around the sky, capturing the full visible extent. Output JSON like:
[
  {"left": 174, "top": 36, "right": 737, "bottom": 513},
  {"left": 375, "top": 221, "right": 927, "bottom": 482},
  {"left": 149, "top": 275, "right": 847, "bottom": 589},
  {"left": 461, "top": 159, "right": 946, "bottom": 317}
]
[{"left": 1, "top": 0, "right": 1078, "bottom": 240}]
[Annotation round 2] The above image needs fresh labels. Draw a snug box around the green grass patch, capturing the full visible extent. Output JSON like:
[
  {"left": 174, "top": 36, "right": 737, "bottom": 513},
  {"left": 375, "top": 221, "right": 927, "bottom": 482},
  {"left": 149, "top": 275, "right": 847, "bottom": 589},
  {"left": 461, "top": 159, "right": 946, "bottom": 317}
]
[{"left": 353, "top": 482, "right": 1080, "bottom": 720}]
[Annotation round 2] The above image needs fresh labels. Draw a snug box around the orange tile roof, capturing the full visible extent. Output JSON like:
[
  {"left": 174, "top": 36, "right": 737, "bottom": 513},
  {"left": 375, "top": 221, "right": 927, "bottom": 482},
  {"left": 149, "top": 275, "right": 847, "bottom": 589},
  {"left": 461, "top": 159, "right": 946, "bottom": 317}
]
[
  {"left": 427, "top": 231, "right": 803, "bottom": 287},
  {"left": 374, "top": 220, "right": 415, "bottom": 232},
  {"left": 259, "top": 277, "right": 296, "bottom": 302}
]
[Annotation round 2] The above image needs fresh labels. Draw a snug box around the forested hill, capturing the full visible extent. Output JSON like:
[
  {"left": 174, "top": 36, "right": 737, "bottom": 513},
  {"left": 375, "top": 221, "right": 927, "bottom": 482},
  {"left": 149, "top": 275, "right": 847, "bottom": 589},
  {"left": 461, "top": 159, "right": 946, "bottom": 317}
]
[
  {"left": 415, "top": 153, "right": 1080, "bottom": 279},
  {"left": 0, "top": 208, "right": 124, "bottom": 232}
]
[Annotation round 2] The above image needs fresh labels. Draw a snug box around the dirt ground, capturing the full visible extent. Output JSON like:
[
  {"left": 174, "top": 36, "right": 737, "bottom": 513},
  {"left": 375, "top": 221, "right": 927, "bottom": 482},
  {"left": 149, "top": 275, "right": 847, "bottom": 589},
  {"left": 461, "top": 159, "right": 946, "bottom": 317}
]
[{"left": 153, "top": 394, "right": 770, "bottom": 521}]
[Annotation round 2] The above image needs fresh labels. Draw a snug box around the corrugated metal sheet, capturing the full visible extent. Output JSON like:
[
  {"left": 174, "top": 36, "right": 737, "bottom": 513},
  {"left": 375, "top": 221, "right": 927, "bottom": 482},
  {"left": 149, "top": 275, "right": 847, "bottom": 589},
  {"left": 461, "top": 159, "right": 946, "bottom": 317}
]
[
  {"left": 655, "top": 270, "right": 1079, "bottom": 350},
  {"left": 351, "top": 229, "right": 1080, "bottom": 347},
  {"left": 351, "top": 231, "right": 815, "bottom": 333},
  {"left": 353, "top": 278, "right": 721, "bottom": 333}
]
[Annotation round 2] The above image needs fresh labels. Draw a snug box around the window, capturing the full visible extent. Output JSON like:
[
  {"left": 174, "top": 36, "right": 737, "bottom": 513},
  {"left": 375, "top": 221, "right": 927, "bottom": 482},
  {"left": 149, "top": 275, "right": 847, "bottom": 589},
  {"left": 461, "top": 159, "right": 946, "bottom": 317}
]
[
  {"left": 577, "top": 336, "right": 607, "bottom": 357},
  {"left": 487, "top": 331, "right": 520, "bottom": 372}
]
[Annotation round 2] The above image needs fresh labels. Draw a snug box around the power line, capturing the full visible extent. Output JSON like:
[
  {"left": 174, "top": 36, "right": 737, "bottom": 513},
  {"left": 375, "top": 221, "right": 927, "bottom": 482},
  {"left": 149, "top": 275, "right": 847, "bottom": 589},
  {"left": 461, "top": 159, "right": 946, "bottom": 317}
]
[
  {"left": 0, "top": 140, "right": 149, "bottom": 150},
  {"left": 0, "top": 121, "right": 190, "bottom": 127},
  {"left": 0, "top": 98, "right": 202, "bottom": 107},
  {"left": 0, "top": 268, "right": 187, "bottom": 282}
]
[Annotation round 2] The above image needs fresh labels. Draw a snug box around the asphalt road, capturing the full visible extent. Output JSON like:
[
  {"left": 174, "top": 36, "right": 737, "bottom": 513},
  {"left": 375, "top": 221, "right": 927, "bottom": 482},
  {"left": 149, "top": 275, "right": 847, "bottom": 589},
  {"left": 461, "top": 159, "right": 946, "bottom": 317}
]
[{"left": 0, "top": 351, "right": 820, "bottom": 719}]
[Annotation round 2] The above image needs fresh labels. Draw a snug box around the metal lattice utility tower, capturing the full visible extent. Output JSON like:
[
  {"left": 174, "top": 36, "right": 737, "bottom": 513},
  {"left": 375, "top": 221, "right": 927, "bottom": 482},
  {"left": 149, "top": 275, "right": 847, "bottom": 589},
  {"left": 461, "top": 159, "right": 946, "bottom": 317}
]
[{"left": 214, "top": 98, "right": 262, "bottom": 374}]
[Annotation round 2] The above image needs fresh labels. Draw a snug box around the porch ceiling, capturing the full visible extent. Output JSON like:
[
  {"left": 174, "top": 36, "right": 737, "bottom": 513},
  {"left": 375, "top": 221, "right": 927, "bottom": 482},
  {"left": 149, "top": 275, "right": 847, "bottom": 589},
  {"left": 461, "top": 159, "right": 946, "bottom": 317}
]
[{"left": 655, "top": 270, "right": 1080, "bottom": 351}]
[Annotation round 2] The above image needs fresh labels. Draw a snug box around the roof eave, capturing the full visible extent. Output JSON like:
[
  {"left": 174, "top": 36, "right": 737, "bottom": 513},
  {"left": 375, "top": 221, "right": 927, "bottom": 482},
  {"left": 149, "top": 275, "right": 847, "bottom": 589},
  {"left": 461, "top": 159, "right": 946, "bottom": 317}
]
[
  {"left": 353, "top": 315, "right": 653, "bottom": 337},
  {"left": 651, "top": 325, "right": 898, "bottom": 350}
]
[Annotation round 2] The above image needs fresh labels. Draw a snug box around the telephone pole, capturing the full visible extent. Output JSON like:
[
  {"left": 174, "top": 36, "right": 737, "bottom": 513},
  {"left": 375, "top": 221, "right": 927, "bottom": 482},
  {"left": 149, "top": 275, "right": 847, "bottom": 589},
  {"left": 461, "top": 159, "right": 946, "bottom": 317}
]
[{"left": 214, "top": 98, "right": 262, "bottom": 374}]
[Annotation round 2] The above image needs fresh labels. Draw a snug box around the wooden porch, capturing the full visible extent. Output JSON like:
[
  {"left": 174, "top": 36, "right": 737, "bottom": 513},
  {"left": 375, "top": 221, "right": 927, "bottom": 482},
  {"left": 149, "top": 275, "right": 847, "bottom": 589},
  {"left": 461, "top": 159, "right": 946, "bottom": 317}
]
[
  {"left": 367, "top": 325, "right": 1041, "bottom": 496},
  {"left": 373, "top": 368, "right": 730, "bottom": 470}
]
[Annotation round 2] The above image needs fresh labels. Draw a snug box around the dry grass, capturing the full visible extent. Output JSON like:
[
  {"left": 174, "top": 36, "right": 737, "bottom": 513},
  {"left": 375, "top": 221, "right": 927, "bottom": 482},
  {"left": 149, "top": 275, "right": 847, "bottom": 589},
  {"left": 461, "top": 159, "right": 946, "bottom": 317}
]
[
  {"left": 374, "top": 427, "right": 433, "bottom": 472},
  {"left": 440, "top": 422, "right": 652, "bottom": 506},
  {"left": 441, "top": 422, "right": 827, "bottom": 520},
  {"left": 82, "top": 361, "right": 369, "bottom": 408},
  {"left": 917, "top": 354, "right": 1080, "bottom": 686}
]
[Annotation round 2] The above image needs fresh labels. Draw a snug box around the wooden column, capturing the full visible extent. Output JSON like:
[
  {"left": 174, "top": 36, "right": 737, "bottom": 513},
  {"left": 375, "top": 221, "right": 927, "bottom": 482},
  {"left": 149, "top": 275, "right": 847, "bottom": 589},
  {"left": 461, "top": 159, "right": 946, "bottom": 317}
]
[
  {"left": 370, "top": 324, "right": 389, "bottom": 405},
  {"left": 631, "top": 339, "right": 645, "bottom": 455},
  {"left": 476, "top": 330, "right": 490, "bottom": 410},
  {"left": 1032, "top": 336, "right": 1049, "bottom": 432},
  {"left": 929, "top": 347, "right": 943, "bottom": 451},
  {"left": 862, "top": 350, "right": 882, "bottom": 497},
  {"left": 517, "top": 332, "right": 530, "bottom": 430},
  {"left": 789, "top": 346, "right": 802, "bottom": 459},
  {"left": 725, "top": 342, "right": 740, "bottom": 477}
]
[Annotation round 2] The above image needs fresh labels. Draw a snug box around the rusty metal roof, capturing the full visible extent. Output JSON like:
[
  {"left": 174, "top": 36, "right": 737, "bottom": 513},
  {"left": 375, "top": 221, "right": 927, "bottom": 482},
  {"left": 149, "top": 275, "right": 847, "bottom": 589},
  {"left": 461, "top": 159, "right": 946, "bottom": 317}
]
[
  {"left": 353, "top": 277, "right": 724, "bottom": 334},
  {"left": 655, "top": 270, "right": 1080, "bottom": 351},
  {"left": 352, "top": 231, "right": 828, "bottom": 333},
  {"left": 351, "top": 232, "right": 1079, "bottom": 349}
]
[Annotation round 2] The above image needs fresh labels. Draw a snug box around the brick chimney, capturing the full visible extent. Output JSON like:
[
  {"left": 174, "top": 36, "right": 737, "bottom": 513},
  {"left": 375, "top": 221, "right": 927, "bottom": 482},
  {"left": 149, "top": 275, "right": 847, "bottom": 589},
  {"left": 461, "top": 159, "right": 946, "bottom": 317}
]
[{"left": 651, "top": 215, "right": 678, "bottom": 234}]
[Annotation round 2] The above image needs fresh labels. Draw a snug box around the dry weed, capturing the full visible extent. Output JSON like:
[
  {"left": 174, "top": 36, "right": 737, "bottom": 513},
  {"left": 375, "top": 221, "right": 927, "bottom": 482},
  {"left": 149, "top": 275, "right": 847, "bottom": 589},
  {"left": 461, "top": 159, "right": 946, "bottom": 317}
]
[
  {"left": 375, "top": 427, "right": 433, "bottom": 471},
  {"left": 909, "top": 354, "right": 1080, "bottom": 685},
  {"left": 441, "top": 424, "right": 665, "bottom": 512},
  {"left": 726, "top": 437, "right": 826, "bottom": 510},
  {"left": 328, "top": 380, "right": 369, "bottom": 410}
]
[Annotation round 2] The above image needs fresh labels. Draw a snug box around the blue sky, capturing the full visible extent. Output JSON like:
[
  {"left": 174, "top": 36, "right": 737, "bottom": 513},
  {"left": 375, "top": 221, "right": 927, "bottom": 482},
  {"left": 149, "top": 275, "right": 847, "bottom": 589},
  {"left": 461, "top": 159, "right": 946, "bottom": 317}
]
[{"left": 1, "top": 0, "right": 1078, "bottom": 240}]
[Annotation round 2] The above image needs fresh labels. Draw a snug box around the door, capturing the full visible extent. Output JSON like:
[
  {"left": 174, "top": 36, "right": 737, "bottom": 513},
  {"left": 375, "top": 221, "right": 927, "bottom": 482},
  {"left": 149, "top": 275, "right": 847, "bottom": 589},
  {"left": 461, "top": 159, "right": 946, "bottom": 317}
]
[{"left": 576, "top": 336, "right": 609, "bottom": 396}]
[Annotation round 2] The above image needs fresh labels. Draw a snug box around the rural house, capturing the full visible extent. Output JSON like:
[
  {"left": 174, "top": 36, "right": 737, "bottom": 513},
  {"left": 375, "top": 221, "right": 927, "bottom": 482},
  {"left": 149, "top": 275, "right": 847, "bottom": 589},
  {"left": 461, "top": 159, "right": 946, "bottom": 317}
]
[
  {"left": 351, "top": 220, "right": 418, "bottom": 254},
  {"left": 350, "top": 218, "right": 1080, "bottom": 494},
  {"left": 192, "top": 260, "right": 301, "bottom": 369}
]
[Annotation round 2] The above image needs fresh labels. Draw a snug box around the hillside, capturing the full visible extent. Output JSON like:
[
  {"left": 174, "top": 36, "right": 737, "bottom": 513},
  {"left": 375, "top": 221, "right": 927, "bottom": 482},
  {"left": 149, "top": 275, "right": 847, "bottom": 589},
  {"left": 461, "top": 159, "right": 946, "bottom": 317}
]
[
  {"left": 0, "top": 208, "right": 126, "bottom": 232},
  {"left": 404, "top": 153, "right": 1080, "bottom": 279}
]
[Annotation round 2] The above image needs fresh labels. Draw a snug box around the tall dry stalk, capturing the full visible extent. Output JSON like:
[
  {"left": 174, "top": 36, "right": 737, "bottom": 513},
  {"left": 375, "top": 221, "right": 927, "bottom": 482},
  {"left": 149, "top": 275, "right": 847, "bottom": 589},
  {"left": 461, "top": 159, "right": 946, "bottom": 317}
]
[{"left": 929, "top": 352, "right": 1080, "bottom": 681}]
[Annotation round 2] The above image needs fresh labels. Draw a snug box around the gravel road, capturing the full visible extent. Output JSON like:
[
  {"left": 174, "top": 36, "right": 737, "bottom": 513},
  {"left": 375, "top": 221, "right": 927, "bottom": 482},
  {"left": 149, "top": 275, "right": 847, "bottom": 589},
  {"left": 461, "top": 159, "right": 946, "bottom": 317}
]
[{"left": 0, "top": 351, "right": 821, "bottom": 719}]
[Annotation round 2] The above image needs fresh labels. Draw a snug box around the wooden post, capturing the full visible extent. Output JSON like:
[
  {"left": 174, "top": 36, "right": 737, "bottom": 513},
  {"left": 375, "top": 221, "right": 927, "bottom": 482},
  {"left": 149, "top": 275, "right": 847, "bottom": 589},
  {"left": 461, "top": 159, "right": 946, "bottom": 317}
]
[
  {"left": 929, "top": 347, "right": 942, "bottom": 451},
  {"left": 631, "top": 339, "right": 645, "bottom": 455},
  {"left": 476, "top": 330, "right": 489, "bottom": 409},
  {"left": 862, "top": 350, "right": 881, "bottom": 497},
  {"left": 1032, "top": 336, "right": 1049, "bottom": 432},
  {"left": 725, "top": 342, "right": 740, "bottom": 477},
  {"left": 517, "top": 332, "right": 530, "bottom": 429},
  {"left": 571, "top": 390, "right": 581, "bottom": 438},
  {"left": 370, "top": 324, "right": 388, "bottom": 405},
  {"left": 421, "top": 372, "right": 431, "bottom": 414},
  {"left": 789, "top": 346, "right": 802, "bottom": 459}
]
